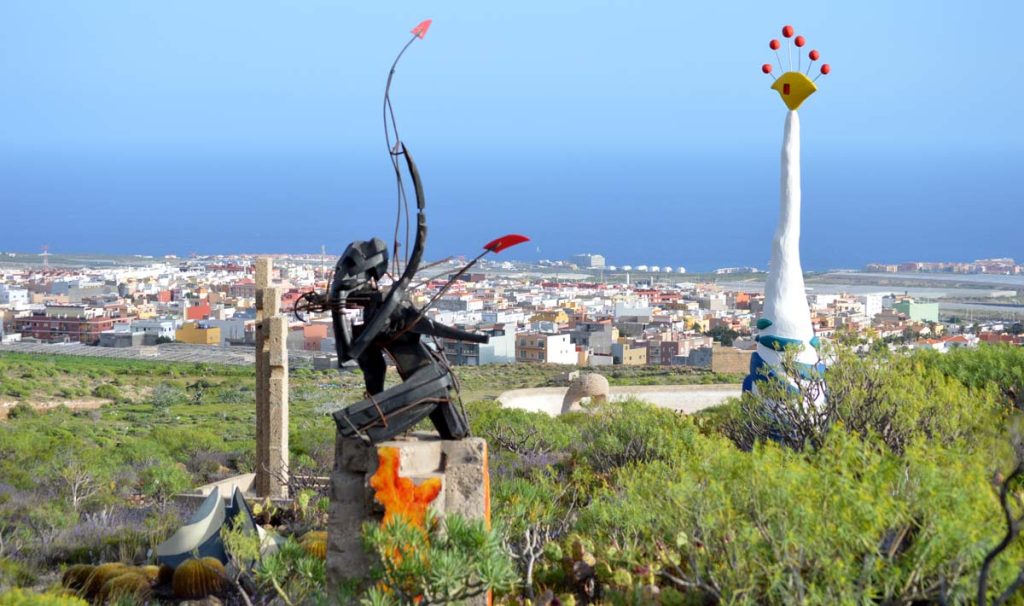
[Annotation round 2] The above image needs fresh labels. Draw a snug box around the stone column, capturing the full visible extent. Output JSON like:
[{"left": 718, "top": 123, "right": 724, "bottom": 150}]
[
  {"left": 255, "top": 257, "right": 289, "bottom": 498},
  {"left": 327, "top": 433, "right": 491, "bottom": 605}
]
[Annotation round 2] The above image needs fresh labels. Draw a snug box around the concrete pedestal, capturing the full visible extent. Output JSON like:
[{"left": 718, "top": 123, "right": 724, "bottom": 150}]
[{"left": 327, "top": 432, "right": 490, "bottom": 603}]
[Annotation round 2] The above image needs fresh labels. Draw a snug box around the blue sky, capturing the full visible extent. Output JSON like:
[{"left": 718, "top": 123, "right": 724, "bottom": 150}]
[{"left": 0, "top": 1, "right": 1021, "bottom": 269}]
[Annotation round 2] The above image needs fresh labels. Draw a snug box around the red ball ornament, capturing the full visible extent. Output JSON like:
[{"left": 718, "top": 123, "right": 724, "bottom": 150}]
[
  {"left": 761, "top": 63, "right": 773, "bottom": 74},
  {"left": 809, "top": 49, "right": 820, "bottom": 61},
  {"left": 782, "top": 25, "right": 794, "bottom": 38},
  {"left": 820, "top": 63, "right": 831, "bottom": 75},
  {"left": 794, "top": 35, "right": 806, "bottom": 47},
  {"left": 770, "top": 39, "right": 781, "bottom": 50}
]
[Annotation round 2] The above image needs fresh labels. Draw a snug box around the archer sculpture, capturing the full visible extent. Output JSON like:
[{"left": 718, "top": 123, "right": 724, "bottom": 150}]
[{"left": 298, "top": 20, "right": 528, "bottom": 444}]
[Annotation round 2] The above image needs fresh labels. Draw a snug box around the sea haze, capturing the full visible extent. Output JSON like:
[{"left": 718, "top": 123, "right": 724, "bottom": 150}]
[{"left": 0, "top": 144, "right": 1018, "bottom": 272}]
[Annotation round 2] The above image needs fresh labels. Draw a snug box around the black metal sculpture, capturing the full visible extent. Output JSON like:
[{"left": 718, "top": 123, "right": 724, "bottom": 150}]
[{"left": 297, "top": 20, "right": 528, "bottom": 444}]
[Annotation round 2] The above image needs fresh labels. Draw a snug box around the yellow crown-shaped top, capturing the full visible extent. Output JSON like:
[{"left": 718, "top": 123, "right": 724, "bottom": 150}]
[{"left": 771, "top": 71, "right": 817, "bottom": 111}]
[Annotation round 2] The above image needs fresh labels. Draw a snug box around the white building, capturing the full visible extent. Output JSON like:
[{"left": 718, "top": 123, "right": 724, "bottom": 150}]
[
  {"left": 131, "top": 318, "right": 179, "bottom": 342},
  {"left": 516, "top": 332, "right": 576, "bottom": 364},
  {"left": 0, "top": 284, "right": 29, "bottom": 306},
  {"left": 857, "top": 294, "right": 884, "bottom": 321},
  {"left": 571, "top": 253, "right": 606, "bottom": 269}
]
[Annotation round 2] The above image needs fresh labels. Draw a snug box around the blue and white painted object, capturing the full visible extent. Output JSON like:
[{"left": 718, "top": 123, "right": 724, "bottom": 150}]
[{"left": 744, "top": 27, "right": 831, "bottom": 399}]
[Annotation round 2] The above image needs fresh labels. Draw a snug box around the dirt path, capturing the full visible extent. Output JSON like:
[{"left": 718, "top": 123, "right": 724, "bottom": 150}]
[
  {"left": 498, "top": 384, "right": 741, "bottom": 416},
  {"left": 0, "top": 398, "right": 108, "bottom": 420}
]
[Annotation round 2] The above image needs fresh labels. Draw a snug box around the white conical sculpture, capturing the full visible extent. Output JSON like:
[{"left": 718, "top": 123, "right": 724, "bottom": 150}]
[{"left": 744, "top": 26, "right": 830, "bottom": 398}]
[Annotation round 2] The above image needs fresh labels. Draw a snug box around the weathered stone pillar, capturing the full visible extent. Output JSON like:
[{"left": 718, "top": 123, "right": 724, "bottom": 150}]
[
  {"left": 255, "top": 257, "right": 289, "bottom": 498},
  {"left": 327, "top": 433, "right": 491, "bottom": 604}
]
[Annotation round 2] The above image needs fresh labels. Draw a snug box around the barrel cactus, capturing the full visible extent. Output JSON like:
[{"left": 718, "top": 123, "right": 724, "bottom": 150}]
[
  {"left": 83, "top": 562, "right": 128, "bottom": 598},
  {"left": 172, "top": 557, "right": 226, "bottom": 599},
  {"left": 60, "top": 564, "right": 95, "bottom": 593},
  {"left": 136, "top": 564, "right": 161, "bottom": 583},
  {"left": 300, "top": 530, "right": 328, "bottom": 560},
  {"left": 97, "top": 572, "right": 152, "bottom": 604}
]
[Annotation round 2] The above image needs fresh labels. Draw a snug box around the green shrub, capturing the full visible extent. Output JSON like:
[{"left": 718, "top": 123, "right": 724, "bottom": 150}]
[
  {"left": 0, "top": 588, "right": 87, "bottom": 606},
  {"left": 360, "top": 514, "right": 517, "bottom": 605},
  {"left": 91, "top": 384, "right": 123, "bottom": 400},
  {"left": 927, "top": 344, "right": 1024, "bottom": 410},
  {"left": 5, "top": 402, "right": 37, "bottom": 420},
  {"left": 567, "top": 399, "right": 698, "bottom": 472},
  {"left": 3, "top": 385, "right": 28, "bottom": 399},
  {"left": 0, "top": 557, "right": 38, "bottom": 588},
  {"left": 149, "top": 382, "right": 187, "bottom": 409},
  {"left": 139, "top": 463, "right": 191, "bottom": 504},
  {"left": 570, "top": 430, "right": 1019, "bottom": 604},
  {"left": 721, "top": 345, "right": 1002, "bottom": 453}
]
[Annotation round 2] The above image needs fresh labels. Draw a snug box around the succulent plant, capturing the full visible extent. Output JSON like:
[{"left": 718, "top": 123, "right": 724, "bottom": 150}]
[
  {"left": 0, "top": 588, "right": 89, "bottom": 606},
  {"left": 83, "top": 563, "right": 129, "bottom": 598},
  {"left": 96, "top": 572, "right": 152, "bottom": 604},
  {"left": 611, "top": 568, "right": 633, "bottom": 588},
  {"left": 171, "top": 557, "right": 226, "bottom": 599},
  {"left": 59, "top": 564, "right": 95, "bottom": 592}
]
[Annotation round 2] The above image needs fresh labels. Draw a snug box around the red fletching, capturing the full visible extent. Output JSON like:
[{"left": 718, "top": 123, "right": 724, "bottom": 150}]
[
  {"left": 794, "top": 35, "right": 806, "bottom": 47},
  {"left": 761, "top": 63, "right": 773, "bottom": 74},
  {"left": 769, "top": 39, "right": 781, "bottom": 50},
  {"left": 782, "top": 25, "right": 794, "bottom": 38},
  {"left": 809, "top": 49, "right": 820, "bottom": 61},
  {"left": 820, "top": 63, "right": 831, "bottom": 75},
  {"left": 411, "top": 19, "right": 432, "bottom": 39},
  {"left": 483, "top": 234, "right": 530, "bottom": 253}
]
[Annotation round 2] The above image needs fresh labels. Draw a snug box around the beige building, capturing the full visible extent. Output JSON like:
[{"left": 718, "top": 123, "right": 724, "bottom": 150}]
[{"left": 711, "top": 344, "right": 754, "bottom": 374}]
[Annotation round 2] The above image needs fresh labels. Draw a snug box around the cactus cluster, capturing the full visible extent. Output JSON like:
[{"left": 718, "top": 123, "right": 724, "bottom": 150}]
[
  {"left": 61, "top": 561, "right": 169, "bottom": 603},
  {"left": 171, "top": 556, "right": 227, "bottom": 599},
  {"left": 535, "top": 535, "right": 688, "bottom": 605},
  {"left": 81, "top": 563, "right": 129, "bottom": 598}
]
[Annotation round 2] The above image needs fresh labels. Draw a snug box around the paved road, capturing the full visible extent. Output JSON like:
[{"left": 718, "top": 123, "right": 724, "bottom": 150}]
[{"left": 0, "top": 341, "right": 325, "bottom": 367}]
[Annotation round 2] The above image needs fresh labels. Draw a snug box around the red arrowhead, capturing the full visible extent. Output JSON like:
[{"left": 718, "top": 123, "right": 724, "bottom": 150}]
[
  {"left": 483, "top": 234, "right": 530, "bottom": 253},
  {"left": 411, "top": 19, "right": 432, "bottom": 39}
]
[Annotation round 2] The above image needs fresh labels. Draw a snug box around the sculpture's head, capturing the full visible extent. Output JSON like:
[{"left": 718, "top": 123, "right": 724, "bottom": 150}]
[
  {"left": 761, "top": 25, "right": 830, "bottom": 111},
  {"left": 771, "top": 71, "right": 817, "bottom": 111},
  {"left": 331, "top": 238, "right": 389, "bottom": 295}
]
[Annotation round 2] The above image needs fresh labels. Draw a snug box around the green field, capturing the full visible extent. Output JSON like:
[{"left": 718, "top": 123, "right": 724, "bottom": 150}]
[{"left": 2, "top": 347, "right": 1024, "bottom": 604}]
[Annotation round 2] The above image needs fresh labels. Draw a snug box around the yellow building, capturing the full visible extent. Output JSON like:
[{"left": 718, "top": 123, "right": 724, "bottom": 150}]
[
  {"left": 530, "top": 309, "right": 570, "bottom": 325},
  {"left": 686, "top": 316, "right": 709, "bottom": 332},
  {"left": 175, "top": 322, "right": 221, "bottom": 345},
  {"left": 612, "top": 342, "right": 647, "bottom": 366}
]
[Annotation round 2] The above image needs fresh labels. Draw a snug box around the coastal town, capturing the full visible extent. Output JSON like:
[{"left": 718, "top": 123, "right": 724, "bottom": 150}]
[{"left": 2, "top": 251, "right": 1021, "bottom": 374}]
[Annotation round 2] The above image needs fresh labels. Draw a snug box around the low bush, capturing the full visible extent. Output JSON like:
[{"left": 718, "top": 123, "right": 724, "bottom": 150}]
[
  {"left": 91, "top": 384, "right": 123, "bottom": 401},
  {"left": 4, "top": 403, "right": 35, "bottom": 420},
  {"left": 360, "top": 514, "right": 517, "bottom": 605},
  {"left": 149, "top": 382, "right": 187, "bottom": 409}
]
